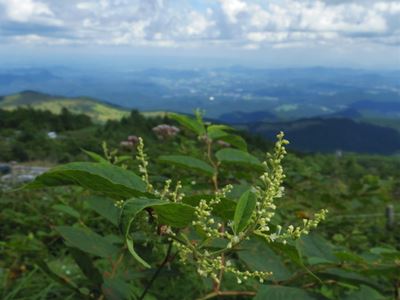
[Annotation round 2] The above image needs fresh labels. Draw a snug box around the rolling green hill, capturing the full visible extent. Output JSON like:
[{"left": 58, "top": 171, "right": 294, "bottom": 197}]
[{"left": 0, "top": 91, "right": 130, "bottom": 123}]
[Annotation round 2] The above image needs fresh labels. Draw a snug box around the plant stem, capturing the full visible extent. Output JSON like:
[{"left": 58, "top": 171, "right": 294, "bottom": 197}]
[
  {"left": 197, "top": 290, "right": 257, "bottom": 300},
  {"left": 206, "top": 140, "right": 219, "bottom": 191},
  {"left": 138, "top": 241, "right": 173, "bottom": 300},
  {"left": 110, "top": 253, "right": 124, "bottom": 278}
]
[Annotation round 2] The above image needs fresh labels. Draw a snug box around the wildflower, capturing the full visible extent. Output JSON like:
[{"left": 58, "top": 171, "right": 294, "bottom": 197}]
[
  {"left": 152, "top": 124, "right": 180, "bottom": 140},
  {"left": 120, "top": 140, "right": 135, "bottom": 149}
]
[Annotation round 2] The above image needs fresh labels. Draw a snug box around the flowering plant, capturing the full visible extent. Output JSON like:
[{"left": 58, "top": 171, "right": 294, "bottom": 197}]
[{"left": 26, "top": 112, "right": 328, "bottom": 299}]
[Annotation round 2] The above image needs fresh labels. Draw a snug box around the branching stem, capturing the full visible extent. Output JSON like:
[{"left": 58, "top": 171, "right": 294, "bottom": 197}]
[{"left": 138, "top": 241, "right": 173, "bottom": 300}]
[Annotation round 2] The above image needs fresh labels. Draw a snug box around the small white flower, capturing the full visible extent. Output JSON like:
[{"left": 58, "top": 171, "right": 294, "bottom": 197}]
[{"left": 269, "top": 233, "right": 278, "bottom": 242}]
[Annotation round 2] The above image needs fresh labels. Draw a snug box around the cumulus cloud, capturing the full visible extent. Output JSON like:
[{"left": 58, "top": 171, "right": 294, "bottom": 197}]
[
  {"left": 0, "top": 0, "right": 61, "bottom": 25},
  {"left": 0, "top": 0, "right": 399, "bottom": 49}
]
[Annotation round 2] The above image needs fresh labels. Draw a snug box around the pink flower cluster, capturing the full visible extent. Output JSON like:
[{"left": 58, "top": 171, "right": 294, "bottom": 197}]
[
  {"left": 152, "top": 124, "right": 180, "bottom": 140},
  {"left": 120, "top": 135, "right": 140, "bottom": 149}
]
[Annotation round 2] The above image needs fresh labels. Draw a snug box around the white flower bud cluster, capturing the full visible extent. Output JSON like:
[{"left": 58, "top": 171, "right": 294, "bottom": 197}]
[
  {"left": 279, "top": 209, "right": 329, "bottom": 240},
  {"left": 158, "top": 179, "right": 172, "bottom": 200},
  {"left": 114, "top": 199, "right": 125, "bottom": 208},
  {"left": 196, "top": 255, "right": 224, "bottom": 283},
  {"left": 151, "top": 131, "right": 327, "bottom": 287},
  {"left": 102, "top": 141, "right": 119, "bottom": 164},
  {"left": 194, "top": 255, "right": 272, "bottom": 285},
  {"left": 173, "top": 240, "right": 192, "bottom": 264},
  {"left": 251, "top": 132, "right": 328, "bottom": 243},
  {"left": 253, "top": 132, "right": 289, "bottom": 239},
  {"left": 226, "top": 266, "right": 272, "bottom": 284},
  {"left": 192, "top": 185, "right": 233, "bottom": 239},
  {"left": 155, "top": 179, "right": 185, "bottom": 203},
  {"left": 177, "top": 182, "right": 274, "bottom": 284},
  {"left": 136, "top": 137, "right": 154, "bottom": 193},
  {"left": 171, "top": 181, "right": 185, "bottom": 203}
]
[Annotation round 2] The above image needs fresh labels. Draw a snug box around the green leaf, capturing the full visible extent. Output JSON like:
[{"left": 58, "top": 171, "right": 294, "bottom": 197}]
[
  {"left": 370, "top": 247, "right": 400, "bottom": 259},
  {"left": 218, "top": 134, "right": 248, "bottom": 152},
  {"left": 25, "top": 162, "right": 146, "bottom": 199},
  {"left": 255, "top": 285, "right": 317, "bottom": 300},
  {"left": 52, "top": 204, "right": 80, "bottom": 219},
  {"left": 69, "top": 248, "right": 103, "bottom": 287},
  {"left": 307, "top": 257, "right": 333, "bottom": 265},
  {"left": 343, "top": 285, "right": 385, "bottom": 300},
  {"left": 154, "top": 203, "right": 195, "bottom": 227},
  {"left": 158, "top": 155, "right": 214, "bottom": 176},
  {"left": 320, "top": 269, "right": 380, "bottom": 291},
  {"left": 169, "top": 113, "right": 205, "bottom": 135},
  {"left": 271, "top": 241, "right": 321, "bottom": 283},
  {"left": 82, "top": 149, "right": 109, "bottom": 164},
  {"left": 239, "top": 239, "right": 291, "bottom": 281},
  {"left": 207, "top": 125, "right": 247, "bottom": 151},
  {"left": 206, "top": 126, "right": 228, "bottom": 140},
  {"left": 215, "top": 148, "right": 262, "bottom": 170},
  {"left": 102, "top": 278, "right": 135, "bottom": 300},
  {"left": 269, "top": 242, "right": 303, "bottom": 267},
  {"left": 86, "top": 196, "right": 119, "bottom": 226},
  {"left": 334, "top": 251, "right": 366, "bottom": 264},
  {"left": 233, "top": 190, "right": 256, "bottom": 234},
  {"left": 207, "top": 124, "right": 234, "bottom": 135},
  {"left": 56, "top": 226, "right": 118, "bottom": 258},
  {"left": 119, "top": 198, "right": 164, "bottom": 268},
  {"left": 36, "top": 260, "right": 81, "bottom": 294},
  {"left": 296, "top": 233, "right": 337, "bottom": 265},
  {"left": 119, "top": 198, "right": 195, "bottom": 268}
]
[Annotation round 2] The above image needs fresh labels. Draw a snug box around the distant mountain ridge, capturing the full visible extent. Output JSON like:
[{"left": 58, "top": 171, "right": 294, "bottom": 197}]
[
  {"left": 2, "top": 90, "right": 400, "bottom": 154},
  {"left": 245, "top": 117, "right": 400, "bottom": 154},
  {"left": 350, "top": 100, "right": 400, "bottom": 118},
  {"left": 218, "top": 110, "right": 277, "bottom": 124},
  {"left": 1, "top": 66, "right": 399, "bottom": 118},
  {"left": 0, "top": 91, "right": 130, "bottom": 123}
]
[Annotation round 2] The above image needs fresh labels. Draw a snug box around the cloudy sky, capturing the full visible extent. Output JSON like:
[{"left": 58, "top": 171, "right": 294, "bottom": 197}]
[{"left": 0, "top": 0, "right": 399, "bottom": 68}]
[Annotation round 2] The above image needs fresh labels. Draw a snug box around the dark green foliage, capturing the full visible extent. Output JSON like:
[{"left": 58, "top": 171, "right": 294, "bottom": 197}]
[
  {"left": 0, "top": 107, "right": 92, "bottom": 131},
  {"left": 1, "top": 110, "right": 399, "bottom": 300},
  {"left": 0, "top": 108, "right": 168, "bottom": 162}
]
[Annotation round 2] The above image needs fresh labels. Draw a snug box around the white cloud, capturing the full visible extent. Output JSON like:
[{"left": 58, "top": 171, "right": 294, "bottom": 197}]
[
  {"left": 374, "top": 2, "right": 400, "bottom": 14},
  {"left": 76, "top": 2, "right": 96, "bottom": 11},
  {"left": 0, "top": 0, "right": 399, "bottom": 50},
  {"left": 184, "top": 11, "right": 214, "bottom": 36},
  {"left": 12, "top": 34, "right": 74, "bottom": 45},
  {"left": 219, "top": 0, "right": 248, "bottom": 23},
  {"left": 0, "top": 0, "right": 60, "bottom": 24},
  {"left": 243, "top": 43, "right": 260, "bottom": 50}
]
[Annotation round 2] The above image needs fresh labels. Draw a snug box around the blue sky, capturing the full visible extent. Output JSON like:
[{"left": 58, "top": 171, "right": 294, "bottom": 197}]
[{"left": 0, "top": 0, "right": 399, "bottom": 69}]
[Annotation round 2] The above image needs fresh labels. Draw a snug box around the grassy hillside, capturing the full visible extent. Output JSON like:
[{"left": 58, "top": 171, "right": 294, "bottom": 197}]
[{"left": 0, "top": 91, "right": 130, "bottom": 123}]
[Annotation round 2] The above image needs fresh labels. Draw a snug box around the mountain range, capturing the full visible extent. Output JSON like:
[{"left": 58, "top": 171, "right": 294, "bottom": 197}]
[
  {"left": 1, "top": 90, "right": 400, "bottom": 155},
  {"left": 1, "top": 66, "right": 399, "bottom": 120},
  {"left": 241, "top": 118, "right": 400, "bottom": 155}
]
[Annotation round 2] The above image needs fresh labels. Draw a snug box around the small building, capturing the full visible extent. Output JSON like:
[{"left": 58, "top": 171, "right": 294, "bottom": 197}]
[{"left": 47, "top": 131, "right": 58, "bottom": 139}]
